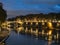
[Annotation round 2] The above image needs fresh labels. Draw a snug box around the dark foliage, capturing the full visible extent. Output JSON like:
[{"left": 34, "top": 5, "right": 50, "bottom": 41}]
[{"left": 0, "top": 3, "right": 7, "bottom": 23}]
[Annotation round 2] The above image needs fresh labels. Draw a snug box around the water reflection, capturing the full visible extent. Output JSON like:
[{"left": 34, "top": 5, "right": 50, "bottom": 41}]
[
  {"left": 0, "top": 25, "right": 60, "bottom": 45},
  {"left": 0, "top": 27, "right": 9, "bottom": 45}
]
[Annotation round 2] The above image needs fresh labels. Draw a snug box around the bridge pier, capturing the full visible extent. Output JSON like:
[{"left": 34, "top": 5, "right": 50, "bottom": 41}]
[
  {"left": 42, "top": 30, "right": 44, "bottom": 35},
  {"left": 42, "top": 22, "right": 45, "bottom": 25},
  {"left": 0, "top": 27, "right": 1, "bottom": 31},
  {"left": 36, "top": 22, "right": 38, "bottom": 25},
  {"left": 31, "top": 22, "right": 33, "bottom": 25},
  {"left": 31, "top": 28, "right": 33, "bottom": 34},
  {"left": 57, "top": 23, "right": 60, "bottom": 27},
  {"left": 26, "top": 22, "right": 28, "bottom": 25},
  {"left": 35, "top": 28, "right": 38, "bottom": 36},
  {"left": 25, "top": 27, "right": 28, "bottom": 33}
]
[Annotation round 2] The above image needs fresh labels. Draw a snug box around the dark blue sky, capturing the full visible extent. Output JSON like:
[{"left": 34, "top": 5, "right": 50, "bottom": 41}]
[{"left": 0, "top": 0, "right": 60, "bottom": 18}]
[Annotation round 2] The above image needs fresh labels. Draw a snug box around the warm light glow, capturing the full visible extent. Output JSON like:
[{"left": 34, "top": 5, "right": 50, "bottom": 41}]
[
  {"left": 16, "top": 21, "right": 23, "bottom": 25},
  {"left": 57, "top": 23, "right": 60, "bottom": 26},
  {"left": 26, "top": 22, "right": 28, "bottom": 24},
  {"left": 36, "top": 28, "right": 38, "bottom": 34},
  {"left": 41, "top": 20, "right": 44, "bottom": 22},
  {"left": 31, "top": 22, "right": 33, "bottom": 25},
  {"left": 36, "top": 22, "right": 38, "bottom": 25},
  {"left": 54, "top": 35, "right": 56, "bottom": 39},
  {"left": 16, "top": 27, "right": 24, "bottom": 32},
  {"left": 25, "top": 27, "right": 28, "bottom": 32},
  {"left": 45, "top": 20, "right": 47, "bottom": 22},
  {"left": 47, "top": 22, "right": 53, "bottom": 29},
  {"left": 48, "top": 36, "right": 52, "bottom": 41},
  {"left": 39, "top": 20, "right": 41, "bottom": 22},
  {"left": 35, "top": 28, "right": 38, "bottom": 36},
  {"left": 42, "top": 22, "right": 45, "bottom": 25},
  {"left": 34, "top": 18, "right": 37, "bottom": 22},
  {"left": 57, "top": 33, "right": 59, "bottom": 39},
  {"left": 1, "top": 22, "right": 7, "bottom": 27},
  {"left": 42, "top": 30, "right": 44, "bottom": 35},
  {"left": 31, "top": 28, "right": 33, "bottom": 33},
  {"left": 48, "top": 30, "right": 52, "bottom": 35},
  {"left": 49, "top": 20, "right": 51, "bottom": 22},
  {"left": 58, "top": 20, "right": 60, "bottom": 22}
]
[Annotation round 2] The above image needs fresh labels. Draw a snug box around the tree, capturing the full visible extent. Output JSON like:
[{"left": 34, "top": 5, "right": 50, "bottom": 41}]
[{"left": 0, "top": 3, "right": 7, "bottom": 24}]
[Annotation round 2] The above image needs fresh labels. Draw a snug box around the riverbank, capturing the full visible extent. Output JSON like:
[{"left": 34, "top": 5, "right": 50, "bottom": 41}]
[{"left": 0, "top": 30, "right": 9, "bottom": 45}]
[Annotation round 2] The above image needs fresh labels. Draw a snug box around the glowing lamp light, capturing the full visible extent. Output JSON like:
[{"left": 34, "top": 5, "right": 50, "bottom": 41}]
[
  {"left": 47, "top": 22, "right": 53, "bottom": 29},
  {"left": 48, "top": 30, "right": 52, "bottom": 35}
]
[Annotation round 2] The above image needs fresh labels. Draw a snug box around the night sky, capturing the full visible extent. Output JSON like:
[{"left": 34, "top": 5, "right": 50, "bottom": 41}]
[{"left": 0, "top": 0, "right": 60, "bottom": 18}]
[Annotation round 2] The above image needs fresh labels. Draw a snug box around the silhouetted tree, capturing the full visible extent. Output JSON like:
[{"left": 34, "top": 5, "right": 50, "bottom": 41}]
[{"left": 0, "top": 3, "right": 7, "bottom": 24}]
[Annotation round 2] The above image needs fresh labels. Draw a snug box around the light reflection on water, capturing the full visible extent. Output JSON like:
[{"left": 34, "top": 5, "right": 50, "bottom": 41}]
[{"left": 2, "top": 27, "right": 60, "bottom": 45}]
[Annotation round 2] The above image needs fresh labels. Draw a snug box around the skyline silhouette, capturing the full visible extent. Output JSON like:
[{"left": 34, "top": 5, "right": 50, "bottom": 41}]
[{"left": 0, "top": 0, "right": 60, "bottom": 18}]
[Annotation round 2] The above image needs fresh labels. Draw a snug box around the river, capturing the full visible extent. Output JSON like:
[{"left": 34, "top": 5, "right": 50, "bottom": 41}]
[{"left": 5, "top": 29, "right": 60, "bottom": 45}]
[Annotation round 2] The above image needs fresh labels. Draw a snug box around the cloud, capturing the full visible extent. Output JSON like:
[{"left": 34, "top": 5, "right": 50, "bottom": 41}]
[
  {"left": 7, "top": 8, "right": 59, "bottom": 18},
  {"left": 24, "top": 0, "right": 60, "bottom": 4},
  {"left": 7, "top": 10, "right": 41, "bottom": 18},
  {"left": 1, "top": 0, "right": 60, "bottom": 18},
  {"left": 53, "top": 5, "right": 60, "bottom": 11},
  {"left": 55, "top": 5, "right": 60, "bottom": 8}
]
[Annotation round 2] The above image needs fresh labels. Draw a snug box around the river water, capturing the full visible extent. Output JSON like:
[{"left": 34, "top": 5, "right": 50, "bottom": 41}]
[{"left": 4, "top": 29, "right": 60, "bottom": 45}]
